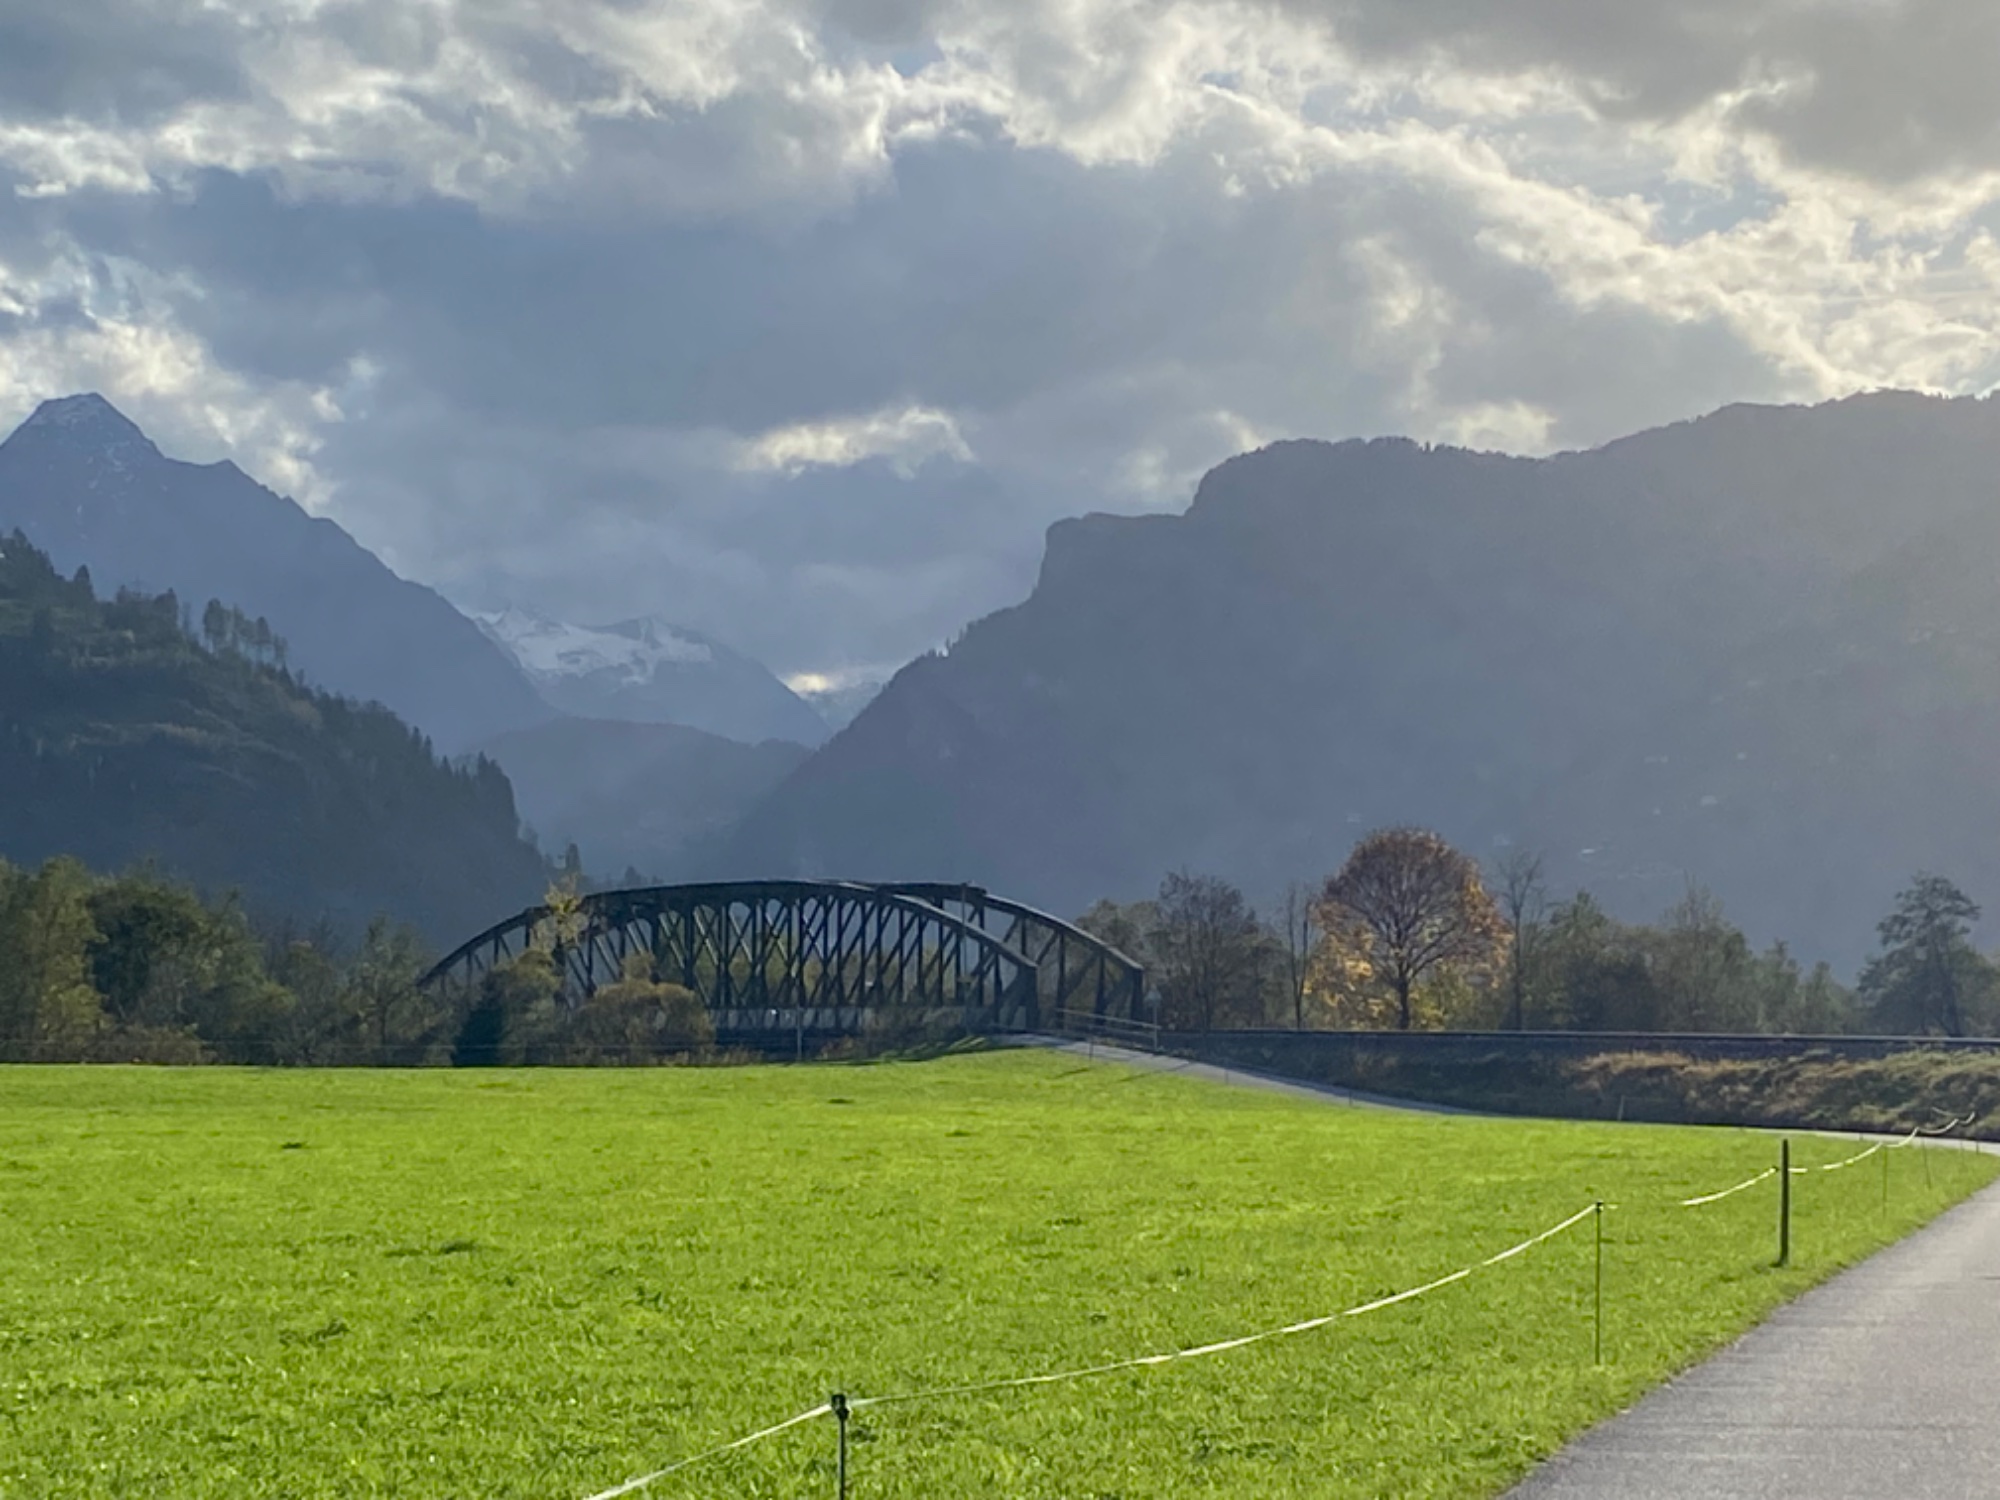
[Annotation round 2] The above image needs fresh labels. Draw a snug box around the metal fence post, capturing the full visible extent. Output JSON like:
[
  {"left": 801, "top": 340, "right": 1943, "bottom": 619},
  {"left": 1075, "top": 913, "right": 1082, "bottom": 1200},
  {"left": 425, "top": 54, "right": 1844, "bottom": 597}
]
[
  {"left": 1593, "top": 1199, "right": 1604, "bottom": 1365},
  {"left": 1778, "top": 1139, "right": 1791, "bottom": 1267},
  {"left": 831, "top": 1392, "right": 849, "bottom": 1500}
]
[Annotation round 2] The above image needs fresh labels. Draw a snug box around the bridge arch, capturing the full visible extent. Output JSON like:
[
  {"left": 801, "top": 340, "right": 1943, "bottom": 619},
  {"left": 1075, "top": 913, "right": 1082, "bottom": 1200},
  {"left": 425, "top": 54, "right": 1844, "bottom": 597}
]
[
  {"left": 418, "top": 881, "right": 1148, "bottom": 1041},
  {"left": 874, "top": 884, "right": 1148, "bottom": 1025}
]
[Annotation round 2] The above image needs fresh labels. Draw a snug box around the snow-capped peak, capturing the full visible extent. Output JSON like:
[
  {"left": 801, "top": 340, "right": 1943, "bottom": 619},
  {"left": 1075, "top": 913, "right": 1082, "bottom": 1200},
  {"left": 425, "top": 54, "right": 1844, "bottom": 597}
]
[
  {"left": 473, "top": 605, "right": 714, "bottom": 686},
  {"left": 467, "top": 603, "right": 830, "bottom": 745}
]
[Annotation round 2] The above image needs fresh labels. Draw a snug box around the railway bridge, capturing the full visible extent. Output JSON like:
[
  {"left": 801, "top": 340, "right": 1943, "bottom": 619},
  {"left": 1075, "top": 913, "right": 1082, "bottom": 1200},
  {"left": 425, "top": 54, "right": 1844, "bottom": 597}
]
[{"left": 417, "top": 881, "right": 1148, "bottom": 1044}]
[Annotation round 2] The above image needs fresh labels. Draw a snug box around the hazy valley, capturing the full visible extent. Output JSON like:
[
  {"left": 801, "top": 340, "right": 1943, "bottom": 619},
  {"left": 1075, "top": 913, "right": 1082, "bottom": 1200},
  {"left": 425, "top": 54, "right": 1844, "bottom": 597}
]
[{"left": 9, "top": 390, "right": 2000, "bottom": 976}]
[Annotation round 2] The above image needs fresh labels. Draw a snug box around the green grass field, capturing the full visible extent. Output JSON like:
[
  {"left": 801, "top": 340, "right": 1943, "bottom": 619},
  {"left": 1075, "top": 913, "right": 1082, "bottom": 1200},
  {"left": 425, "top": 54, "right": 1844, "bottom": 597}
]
[{"left": 2, "top": 1050, "right": 1991, "bottom": 1499}]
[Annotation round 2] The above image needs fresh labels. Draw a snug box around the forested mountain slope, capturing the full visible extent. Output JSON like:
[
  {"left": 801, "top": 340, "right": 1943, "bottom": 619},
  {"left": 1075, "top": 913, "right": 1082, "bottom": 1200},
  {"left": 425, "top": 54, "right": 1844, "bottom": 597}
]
[
  {"left": 713, "top": 391, "right": 2000, "bottom": 972},
  {"left": 0, "top": 534, "right": 547, "bottom": 943},
  {"left": 0, "top": 395, "right": 549, "bottom": 752}
]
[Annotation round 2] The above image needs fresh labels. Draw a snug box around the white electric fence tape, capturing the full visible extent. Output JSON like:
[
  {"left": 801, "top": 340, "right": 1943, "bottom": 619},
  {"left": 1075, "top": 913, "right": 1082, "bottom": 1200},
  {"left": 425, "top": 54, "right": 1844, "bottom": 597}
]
[
  {"left": 1806, "top": 1139, "right": 1885, "bottom": 1173},
  {"left": 858, "top": 1203, "right": 1600, "bottom": 1411},
  {"left": 582, "top": 1106, "right": 1984, "bottom": 1495},
  {"left": 581, "top": 1201, "right": 1599, "bottom": 1496},
  {"left": 1679, "top": 1167, "right": 1777, "bottom": 1207},
  {"left": 1680, "top": 1111, "right": 1979, "bottom": 1205},
  {"left": 580, "top": 1403, "right": 833, "bottom": 1500}
]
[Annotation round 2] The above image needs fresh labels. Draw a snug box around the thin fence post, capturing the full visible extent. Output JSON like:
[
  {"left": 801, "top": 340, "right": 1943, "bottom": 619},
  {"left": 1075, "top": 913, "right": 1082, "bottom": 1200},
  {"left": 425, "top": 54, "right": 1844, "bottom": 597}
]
[
  {"left": 1778, "top": 1139, "right": 1791, "bottom": 1267},
  {"left": 1882, "top": 1138, "right": 1890, "bottom": 1215},
  {"left": 1593, "top": 1199, "right": 1604, "bottom": 1365},
  {"left": 831, "top": 1392, "right": 849, "bottom": 1500}
]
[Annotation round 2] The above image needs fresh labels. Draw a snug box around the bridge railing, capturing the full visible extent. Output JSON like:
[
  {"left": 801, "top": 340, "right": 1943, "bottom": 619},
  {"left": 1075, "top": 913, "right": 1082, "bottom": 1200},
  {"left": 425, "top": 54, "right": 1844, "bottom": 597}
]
[{"left": 1052, "top": 1007, "right": 1163, "bottom": 1053}]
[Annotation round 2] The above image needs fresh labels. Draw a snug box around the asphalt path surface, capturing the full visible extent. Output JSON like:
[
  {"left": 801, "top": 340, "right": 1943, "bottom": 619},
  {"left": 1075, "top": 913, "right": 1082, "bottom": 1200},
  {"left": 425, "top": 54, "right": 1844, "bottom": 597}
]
[
  {"left": 1006, "top": 1034, "right": 1480, "bottom": 1113},
  {"left": 1505, "top": 1179, "right": 2000, "bottom": 1499}
]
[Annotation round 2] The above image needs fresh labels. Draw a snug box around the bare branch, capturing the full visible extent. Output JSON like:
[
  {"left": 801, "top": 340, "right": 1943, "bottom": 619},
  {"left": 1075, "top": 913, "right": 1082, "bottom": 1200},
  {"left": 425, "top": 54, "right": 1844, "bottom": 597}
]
[{"left": 1318, "top": 827, "right": 1505, "bottom": 1030}]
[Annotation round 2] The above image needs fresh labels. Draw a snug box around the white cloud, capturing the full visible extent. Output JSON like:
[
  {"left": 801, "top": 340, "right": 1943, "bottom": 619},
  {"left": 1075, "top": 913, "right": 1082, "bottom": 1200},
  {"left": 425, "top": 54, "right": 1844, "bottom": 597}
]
[
  {"left": 2, "top": 0, "right": 2000, "bottom": 675},
  {"left": 736, "top": 403, "right": 974, "bottom": 475},
  {"left": 1434, "top": 400, "right": 1554, "bottom": 454},
  {"left": 0, "top": 242, "right": 335, "bottom": 502},
  {"left": 785, "top": 661, "right": 899, "bottom": 695}
]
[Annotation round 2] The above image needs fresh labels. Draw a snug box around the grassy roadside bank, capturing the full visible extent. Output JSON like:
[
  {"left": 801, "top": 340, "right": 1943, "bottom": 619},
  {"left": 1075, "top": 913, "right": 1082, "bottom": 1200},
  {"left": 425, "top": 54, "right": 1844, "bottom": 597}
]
[{"left": 1180, "top": 1037, "right": 2000, "bottom": 1136}]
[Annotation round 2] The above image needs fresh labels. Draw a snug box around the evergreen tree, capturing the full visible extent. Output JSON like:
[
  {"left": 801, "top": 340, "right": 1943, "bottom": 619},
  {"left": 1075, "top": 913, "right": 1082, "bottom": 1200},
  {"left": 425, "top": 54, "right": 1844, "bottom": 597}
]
[{"left": 1859, "top": 875, "right": 1992, "bottom": 1036}]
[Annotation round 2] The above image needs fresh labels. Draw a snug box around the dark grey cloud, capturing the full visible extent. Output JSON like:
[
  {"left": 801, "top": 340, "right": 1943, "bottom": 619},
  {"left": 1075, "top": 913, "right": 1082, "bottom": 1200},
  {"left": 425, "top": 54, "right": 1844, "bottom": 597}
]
[
  {"left": 232, "top": 147, "right": 1779, "bottom": 670},
  {"left": 68, "top": 138, "right": 1366, "bottom": 440},
  {"left": 0, "top": 0, "right": 1994, "bottom": 681},
  {"left": 0, "top": 0, "right": 249, "bottom": 124},
  {"left": 1310, "top": 0, "right": 2000, "bottom": 184}
]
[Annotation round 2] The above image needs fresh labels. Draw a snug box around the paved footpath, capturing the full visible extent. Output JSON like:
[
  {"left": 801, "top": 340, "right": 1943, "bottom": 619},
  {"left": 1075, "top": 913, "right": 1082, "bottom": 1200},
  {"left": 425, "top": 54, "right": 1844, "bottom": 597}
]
[
  {"left": 1506, "top": 1179, "right": 2000, "bottom": 1500},
  {"left": 1005, "top": 1034, "right": 1478, "bottom": 1113}
]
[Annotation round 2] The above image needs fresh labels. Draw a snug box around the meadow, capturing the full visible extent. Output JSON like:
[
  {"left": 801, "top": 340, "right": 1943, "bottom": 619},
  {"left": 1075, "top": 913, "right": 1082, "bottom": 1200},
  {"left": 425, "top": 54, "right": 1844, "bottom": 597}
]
[{"left": 1, "top": 1049, "right": 1991, "bottom": 1499}]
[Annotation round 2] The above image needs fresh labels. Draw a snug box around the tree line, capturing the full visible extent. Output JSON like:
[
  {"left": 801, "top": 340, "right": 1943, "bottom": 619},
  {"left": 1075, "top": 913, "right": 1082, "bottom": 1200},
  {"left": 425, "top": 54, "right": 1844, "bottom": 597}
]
[
  {"left": 1078, "top": 827, "right": 2000, "bottom": 1037},
  {"left": 6, "top": 827, "right": 1996, "bottom": 1064},
  {"left": 0, "top": 860, "right": 714, "bottom": 1065}
]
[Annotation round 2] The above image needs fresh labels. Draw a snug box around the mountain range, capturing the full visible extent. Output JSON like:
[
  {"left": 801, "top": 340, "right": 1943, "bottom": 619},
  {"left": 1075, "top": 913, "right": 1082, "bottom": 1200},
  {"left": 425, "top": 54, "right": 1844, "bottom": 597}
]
[
  {"left": 0, "top": 533, "right": 547, "bottom": 943},
  {"left": 791, "top": 675, "right": 888, "bottom": 731},
  {"left": 713, "top": 391, "right": 2000, "bottom": 973},
  {"left": 472, "top": 605, "right": 827, "bottom": 746},
  {"left": 0, "top": 394, "right": 828, "bottom": 889},
  {"left": 473, "top": 717, "right": 810, "bottom": 878},
  {"left": 0, "top": 395, "right": 550, "bottom": 753},
  {"left": 14, "top": 387, "right": 2000, "bottom": 974}
]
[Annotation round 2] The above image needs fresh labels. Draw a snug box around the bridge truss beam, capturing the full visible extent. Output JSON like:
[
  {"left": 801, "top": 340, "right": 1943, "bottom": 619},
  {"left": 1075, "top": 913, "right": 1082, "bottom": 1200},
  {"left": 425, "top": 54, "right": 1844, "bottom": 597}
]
[{"left": 417, "top": 881, "right": 1145, "bottom": 1038}]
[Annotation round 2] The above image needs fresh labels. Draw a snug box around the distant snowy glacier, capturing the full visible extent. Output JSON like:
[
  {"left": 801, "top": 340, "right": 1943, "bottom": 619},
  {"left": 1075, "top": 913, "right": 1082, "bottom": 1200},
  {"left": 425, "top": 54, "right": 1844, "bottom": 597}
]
[{"left": 473, "top": 604, "right": 830, "bottom": 747}]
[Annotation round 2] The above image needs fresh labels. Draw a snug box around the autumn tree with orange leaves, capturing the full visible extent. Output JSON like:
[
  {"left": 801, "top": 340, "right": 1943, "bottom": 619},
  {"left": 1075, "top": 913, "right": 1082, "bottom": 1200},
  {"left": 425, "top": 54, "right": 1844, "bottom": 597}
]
[{"left": 1318, "top": 827, "right": 1506, "bottom": 1031}]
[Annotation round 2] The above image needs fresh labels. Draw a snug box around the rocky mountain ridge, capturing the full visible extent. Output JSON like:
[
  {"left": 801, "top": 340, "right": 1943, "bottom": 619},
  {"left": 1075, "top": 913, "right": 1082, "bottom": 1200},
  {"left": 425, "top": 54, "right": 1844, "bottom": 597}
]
[
  {"left": 0, "top": 394, "right": 552, "bottom": 752},
  {"left": 710, "top": 390, "right": 2000, "bottom": 973}
]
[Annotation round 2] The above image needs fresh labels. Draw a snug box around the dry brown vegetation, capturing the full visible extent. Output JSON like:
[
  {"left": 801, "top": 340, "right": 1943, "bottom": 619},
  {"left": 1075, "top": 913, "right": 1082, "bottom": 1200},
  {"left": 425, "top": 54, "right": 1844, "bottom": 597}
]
[{"left": 1195, "top": 1040, "right": 2000, "bottom": 1138}]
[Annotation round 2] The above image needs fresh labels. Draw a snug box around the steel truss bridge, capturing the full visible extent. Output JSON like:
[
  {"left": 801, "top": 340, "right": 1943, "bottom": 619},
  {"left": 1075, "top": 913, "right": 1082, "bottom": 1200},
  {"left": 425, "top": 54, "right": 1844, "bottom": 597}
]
[{"left": 417, "top": 881, "right": 1147, "bottom": 1041}]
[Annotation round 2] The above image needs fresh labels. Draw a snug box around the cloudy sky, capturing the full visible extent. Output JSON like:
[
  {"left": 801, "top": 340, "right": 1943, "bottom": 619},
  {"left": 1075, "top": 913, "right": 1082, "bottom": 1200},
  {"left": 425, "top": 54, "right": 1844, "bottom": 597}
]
[{"left": 2, "top": 0, "right": 1998, "bottom": 687}]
